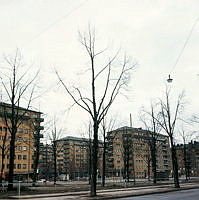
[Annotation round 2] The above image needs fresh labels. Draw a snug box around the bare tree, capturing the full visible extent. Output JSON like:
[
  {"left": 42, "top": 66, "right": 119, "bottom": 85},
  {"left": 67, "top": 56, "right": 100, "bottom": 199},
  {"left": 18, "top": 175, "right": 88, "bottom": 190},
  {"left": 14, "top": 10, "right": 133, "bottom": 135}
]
[
  {"left": 41, "top": 142, "right": 52, "bottom": 183},
  {"left": 122, "top": 129, "right": 132, "bottom": 183},
  {"left": 56, "top": 27, "right": 135, "bottom": 196},
  {"left": 0, "top": 113, "right": 9, "bottom": 185},
  {"left": 100, "top": 114, "right": 117, "bottom": 187},
  {"left": 47, "top": 118, "right": 63, "bottom": 185},
  {"left": 0, "top": 104, "right": 9, "bottom": 185},
  {"left": 80, "top": 120, "right": 93, "bottom": 183},
  {"left": 86, "top": 121, "right": 93, "bottom": 184},
  {"left": 179, "top": 128, "right": 193, "bottom": 181},
  {"left": 31, "top": 117, "right": 46, "bottom": 186},
  {"left": 0, "top": 50, "right": 38, "bottom": 190},
  {"left": 140, "top": 103, "right": 162, "bottom": 184},
  {"left": 156, "top": 88, "right": 184, "bottom": 188},
  {"left": 135, "top": 142, "right": 151, "bottom": 181}
]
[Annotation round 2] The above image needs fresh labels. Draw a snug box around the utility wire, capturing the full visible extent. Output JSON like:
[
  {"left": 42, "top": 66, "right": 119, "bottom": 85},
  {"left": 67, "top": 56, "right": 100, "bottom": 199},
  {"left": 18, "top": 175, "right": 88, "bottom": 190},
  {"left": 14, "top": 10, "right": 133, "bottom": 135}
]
[
  {"left": 21, "top": 0, "right": 89, "bottom": 48},
  {"left": 169, "top": 17, "right": 199, "bottom": 75}
]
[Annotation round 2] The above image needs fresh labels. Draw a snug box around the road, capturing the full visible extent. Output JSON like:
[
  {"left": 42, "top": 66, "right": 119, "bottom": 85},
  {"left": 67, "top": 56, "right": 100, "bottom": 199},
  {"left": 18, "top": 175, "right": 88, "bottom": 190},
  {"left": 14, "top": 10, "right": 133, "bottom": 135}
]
[
  {"left": 25, "top": 188, "right": 199, "bottom": 200},
  {"left": 118, "top": 188, "right": 199, "bottom": 200}
]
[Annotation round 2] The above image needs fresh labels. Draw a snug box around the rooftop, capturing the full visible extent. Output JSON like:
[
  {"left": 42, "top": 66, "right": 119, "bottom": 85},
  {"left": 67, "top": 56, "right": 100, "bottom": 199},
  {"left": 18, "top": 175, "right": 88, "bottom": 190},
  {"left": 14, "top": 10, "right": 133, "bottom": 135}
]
[
  {"left": 58, "top": 136, "right": 90, "bottom": 142},
  {"left": 0, "top": 102, "right": 42, "bottom": 114},
  {"left": 109, "top": 126, "right": 168, "bottom": 138}
]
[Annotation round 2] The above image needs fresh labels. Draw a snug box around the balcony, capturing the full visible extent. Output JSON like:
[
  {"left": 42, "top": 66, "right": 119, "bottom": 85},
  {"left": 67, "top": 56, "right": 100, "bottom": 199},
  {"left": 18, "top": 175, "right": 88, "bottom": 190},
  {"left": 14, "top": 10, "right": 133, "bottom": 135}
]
[
  {"left": 35, "top": 117, "right": 44, "bottom": 122},
  {"left": 39, "top": 143, "right": 44, "bottom": 147},
  {"left": 35, "top": 126, "right": 44, "bottom": 131},
  {"left": 64, "top": 150, "right": 70, "bottom": 154},
  {"left": 64, "top": 142, "right": 70, "bottom": 145}
]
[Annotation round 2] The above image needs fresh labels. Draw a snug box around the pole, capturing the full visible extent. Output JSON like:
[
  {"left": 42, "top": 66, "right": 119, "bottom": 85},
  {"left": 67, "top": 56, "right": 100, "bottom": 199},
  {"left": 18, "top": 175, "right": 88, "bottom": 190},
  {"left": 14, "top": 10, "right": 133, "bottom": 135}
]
[
  {"left": 18, "top": 175, "right": 20, "bottom": 196},
  {"left": 120, "top": 166, "right": 122, "bottom": 182},
  {"left": 130, "top": 113, "right": 132, "bottom": 127}
]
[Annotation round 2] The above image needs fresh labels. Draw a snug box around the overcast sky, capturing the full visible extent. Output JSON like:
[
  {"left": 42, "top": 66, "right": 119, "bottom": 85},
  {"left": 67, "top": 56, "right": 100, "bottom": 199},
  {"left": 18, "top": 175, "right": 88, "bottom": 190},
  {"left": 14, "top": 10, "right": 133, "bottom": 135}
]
[{"left": 0, "top": 0, "right": 199, "bottom": 139}]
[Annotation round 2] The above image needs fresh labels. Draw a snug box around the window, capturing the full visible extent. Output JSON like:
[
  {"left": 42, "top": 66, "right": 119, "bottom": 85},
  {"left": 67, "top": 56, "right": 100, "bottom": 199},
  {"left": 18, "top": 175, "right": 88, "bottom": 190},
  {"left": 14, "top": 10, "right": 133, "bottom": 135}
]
[
  {"left": 18, "top": 128, "right": 23, "bottom": 133},
  {"left": 18, "top": 155, "right": 22, "bottom": 160},
  {"left": 23, "top": 155, "right": 27, "bottom": 160},
  {"left": 17, "top": 146, "right": 22, "bottom": 151},
  {"left": 32, "top": 114, "right": 38, "bottom": 118},
  {"left": 3, "top": 127, "right": 7, "bottom": 133},
  {"left": 22, "top": 164, "right": 26, "bottom": 169},
  {"left": 23, "top": 129, "right": 28, "bottom": 134},
  {"left": 17, "top": 164, "right": 21, "bottom": 169},
  {"left": 23, "top": 146, "right": 27, "bottom": 151}
]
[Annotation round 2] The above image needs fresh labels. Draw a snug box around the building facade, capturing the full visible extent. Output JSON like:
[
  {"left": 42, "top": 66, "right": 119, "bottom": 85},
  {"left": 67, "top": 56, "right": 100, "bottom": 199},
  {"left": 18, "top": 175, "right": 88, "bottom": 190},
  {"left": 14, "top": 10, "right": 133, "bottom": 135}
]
[
  {"left": 106, "top": 126, "right": 171, "bottom": 179},
  {"left": 0, "top": 102, "right": 43, "bottom": 180},
  {"left": 39, "top": 136, "right": 103, "bottom": 181},
  {"left": 176, "top": 141, "right": 199, "bottom": 177}
]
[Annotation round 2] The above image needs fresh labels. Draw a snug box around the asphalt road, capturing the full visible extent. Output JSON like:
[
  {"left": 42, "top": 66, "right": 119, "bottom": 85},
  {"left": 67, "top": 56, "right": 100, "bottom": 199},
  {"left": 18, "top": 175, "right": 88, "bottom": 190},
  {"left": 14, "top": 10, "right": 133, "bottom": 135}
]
[
  {"left": 118, "top": 188, "right": 199, "bottom": 200},
  {"left": 21, "top": 188, "right": 199, "bottom": 200}
]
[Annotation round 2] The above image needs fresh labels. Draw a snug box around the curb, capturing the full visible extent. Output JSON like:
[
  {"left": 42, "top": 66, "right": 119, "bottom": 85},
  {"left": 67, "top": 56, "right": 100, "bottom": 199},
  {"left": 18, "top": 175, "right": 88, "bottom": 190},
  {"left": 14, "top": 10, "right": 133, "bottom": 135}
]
[
  {"left": 91, "top": 186, "right": 199, "bottom": 200},
  {"left": 8, "top": 185, "right": 199, "bottom": 199}
]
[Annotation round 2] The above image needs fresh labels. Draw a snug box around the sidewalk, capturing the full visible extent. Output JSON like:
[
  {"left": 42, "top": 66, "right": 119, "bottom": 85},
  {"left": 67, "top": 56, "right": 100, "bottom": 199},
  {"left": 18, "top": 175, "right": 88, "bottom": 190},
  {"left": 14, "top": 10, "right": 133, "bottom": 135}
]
[{"left": 9, "top": 183, "right": 199, "bottom": 199}]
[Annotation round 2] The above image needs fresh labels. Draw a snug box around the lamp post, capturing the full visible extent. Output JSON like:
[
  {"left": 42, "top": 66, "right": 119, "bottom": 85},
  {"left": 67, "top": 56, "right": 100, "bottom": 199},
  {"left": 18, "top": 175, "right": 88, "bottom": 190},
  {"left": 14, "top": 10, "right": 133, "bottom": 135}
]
[{"left": 167, "top": 75, "right": 173, "bottom": 83}]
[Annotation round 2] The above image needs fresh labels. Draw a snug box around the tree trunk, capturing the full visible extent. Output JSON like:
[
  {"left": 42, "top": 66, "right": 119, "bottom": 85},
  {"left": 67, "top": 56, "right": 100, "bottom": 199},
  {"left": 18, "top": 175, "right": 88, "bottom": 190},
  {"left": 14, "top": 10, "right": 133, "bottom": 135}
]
[
  {"left": 151, "top": 140, "right": 157, "bottom": 184},
  {"left": 8, "top": 128, "right": 16, "bottom": 191},
  {"left": 183, "top": 145, "right": 188, "bottom": 182},
  {"left": 32, "top": 131, "right": 40, "bottom": 186},
  {"left": 88, "top": 143, "right": 92, "bottom": 184},
  {"left": 53, "top": 143, "right": 57, "bottom": 185},
  {"left": 102, "top": 135, "right": 106, "bottom": 187},
  {"left": 45, "top": 145, "right": 48, "bottom": 182},
  {"left": 0, "top": 148, "right": 5, "bottom": 186},
  {"left": 148, "top": 159, "right": 151, "bottom": 182},
  {"left": 127, "top": 147, "right": 130, "bottom": 183},
  {"left": 171, "top": 140, "right": 180, "bottom": 188},
  {"left": 90, "top": 122, "right": 98, "bottom": 197}
]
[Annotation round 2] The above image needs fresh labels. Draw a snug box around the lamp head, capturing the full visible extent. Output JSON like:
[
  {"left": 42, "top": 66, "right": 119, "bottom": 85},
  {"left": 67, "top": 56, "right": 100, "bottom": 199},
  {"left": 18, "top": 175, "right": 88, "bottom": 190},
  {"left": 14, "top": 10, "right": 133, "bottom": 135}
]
[{"left": 167, "top": 75, "right": 173, "bottom": 83}]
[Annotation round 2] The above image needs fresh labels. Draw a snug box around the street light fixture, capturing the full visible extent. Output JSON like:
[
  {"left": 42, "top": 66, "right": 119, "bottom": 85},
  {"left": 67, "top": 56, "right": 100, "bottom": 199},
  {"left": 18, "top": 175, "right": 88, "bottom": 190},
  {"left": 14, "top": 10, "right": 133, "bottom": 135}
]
[{"left": 167, "top": 75, "right": 173, "bottom": 83}]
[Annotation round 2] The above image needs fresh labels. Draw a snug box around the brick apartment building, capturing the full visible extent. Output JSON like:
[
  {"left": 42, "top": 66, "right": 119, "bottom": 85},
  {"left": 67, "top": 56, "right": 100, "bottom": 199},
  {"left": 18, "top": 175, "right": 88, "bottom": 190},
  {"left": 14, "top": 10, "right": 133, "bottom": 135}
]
[
  {"left": 176, "top": 141, "right": 199, "bottom": 177},
  {"left": 106, "top": 126, "right": 171, "bottom": 179},
  {"left": 0, "top": 102, "right": 44, "bottom": 180},
  {"left": 39, "top": 136, "right": 103, "bottom": 180}
]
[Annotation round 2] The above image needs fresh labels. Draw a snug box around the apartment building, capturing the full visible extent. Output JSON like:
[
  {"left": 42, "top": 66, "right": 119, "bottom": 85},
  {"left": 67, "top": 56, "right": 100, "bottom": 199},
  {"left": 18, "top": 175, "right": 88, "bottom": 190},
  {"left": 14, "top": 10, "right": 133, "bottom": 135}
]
[
  {"left": 106, "top": 126, "right": 171, "bottom": 179},
  {"left": 176, "top": 141, "right": 199, "bottom": 177},
  {"left": 39, "top": 136, "right": 103, "bottom": 180},
  {"left": 0, "top": 102, "right": 44, "bottom": 180},
  {"left": 39, "top": 144, "right": 53, "bottom": 180}
]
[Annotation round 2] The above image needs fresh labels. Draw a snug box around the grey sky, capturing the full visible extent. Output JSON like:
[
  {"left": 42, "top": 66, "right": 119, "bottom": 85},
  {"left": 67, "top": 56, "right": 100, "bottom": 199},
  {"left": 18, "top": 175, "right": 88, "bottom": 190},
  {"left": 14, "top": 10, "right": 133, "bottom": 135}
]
[{"left": 0, "top": 0, "right": 199, "bottom": 138}]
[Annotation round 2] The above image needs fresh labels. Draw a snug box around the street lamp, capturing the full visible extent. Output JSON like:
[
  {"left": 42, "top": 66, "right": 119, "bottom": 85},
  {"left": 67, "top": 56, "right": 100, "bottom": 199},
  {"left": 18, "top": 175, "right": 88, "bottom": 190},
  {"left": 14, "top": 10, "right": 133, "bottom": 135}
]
[{"left": 167, "top": 75, "right": 173, "bottom": 83}]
